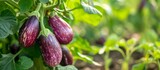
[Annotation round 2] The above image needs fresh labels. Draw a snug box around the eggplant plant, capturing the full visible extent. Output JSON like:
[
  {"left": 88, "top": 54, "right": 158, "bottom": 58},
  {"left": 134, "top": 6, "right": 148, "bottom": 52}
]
[{"left": 0, "top": 0, "right": 103, "bottom": 70}]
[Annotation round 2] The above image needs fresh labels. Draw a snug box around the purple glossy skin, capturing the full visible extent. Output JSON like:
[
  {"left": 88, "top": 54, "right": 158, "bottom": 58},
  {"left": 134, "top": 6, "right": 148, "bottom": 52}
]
[
  {"left": 48, "top": 15, "right": 73, "bottom": 44},
  {"left": 39, "top": 34, "right": 62, "bottom": 67},
  {"left": 60, "top": 46, "right": 73, "bottom": 66},
  {"left": 19, "top": 16, "right": 40, "bottom": 47}
]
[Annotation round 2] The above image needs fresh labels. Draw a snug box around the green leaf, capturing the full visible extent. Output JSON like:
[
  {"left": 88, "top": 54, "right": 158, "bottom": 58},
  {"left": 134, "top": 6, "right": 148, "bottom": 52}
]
[
  {"left": 57, "top": 65, "right": 78, "bottom": 70},
  {"left": 140, "top": 43, "right": 155, "bottom": 51},
  {"left": 0, "top": 54, "right": 15, "bottom": 70},
  {"left": 118, "top": 39, "right": 126, "bottom": 47},
  {"left": 81, "top": 2, "right": 102, "bottom": 15},
  {"left": 18, "top": 0, "right": 33, "bottom": 13},
  {"left": 66, "top": 0, "right": 80, "bottom": 9},
  {"left": 132, "top": 63, "right": 146, "bottom": 70},
  {"left": 0, "top": 2, "right": 13, "bottom": 13},
  {"left": 16, "top": 56, "right": 33, "bottom": 70},
  {"left": 66, "top": 0, "right": 101, "bottom": 26},
  {"left": 127, "top": 38, "right": 136, "bottom": 46},
  {"left": 155, "top": 41, "right": 160, "bottom": 48},
  {"left": 77, "top": 52, "right": 101, "bottom": 66},
  {"left": 105, "top": 34, "right": 119, "bottom": 47},
  {"left": 73, "top": 9, "right": 101, "bottom": 26},
  {"left": 24, "top": 43, "right": 41, "bottom": 58},
  {"left": 153, "top": 49, "right": 160, "bottom": 59},
  {"left": 39, "top": 0, "right": 49, "bottom": 3},
  {"left": 0, "top": 10, "right": 16, "bottom": 38},
  {"left": 141, "top": 30, "right": 158, "bottom": 42},
  {"left": 94, "top": 2, "right": 112, "bottom": 15}
]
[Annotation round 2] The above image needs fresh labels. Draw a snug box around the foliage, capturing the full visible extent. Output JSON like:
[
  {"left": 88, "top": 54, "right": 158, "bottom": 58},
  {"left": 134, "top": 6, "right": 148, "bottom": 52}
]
[
  {"left": 1, "top": 0, "right": 160, "bottom": 70},
  {"left": 0, "top": 0, "right": 102, "bottom": 70}
]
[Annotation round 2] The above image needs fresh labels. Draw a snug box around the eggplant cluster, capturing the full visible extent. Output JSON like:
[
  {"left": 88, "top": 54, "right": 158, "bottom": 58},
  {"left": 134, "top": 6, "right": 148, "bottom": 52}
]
[{"left": 18, "top": 15, "right": 73, "bottom": 67}]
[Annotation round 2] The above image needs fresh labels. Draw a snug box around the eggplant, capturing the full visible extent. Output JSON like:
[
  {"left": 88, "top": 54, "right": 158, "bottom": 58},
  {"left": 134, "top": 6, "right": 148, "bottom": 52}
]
[
  {"left": 138, "top": 0, "right": 146, "bottom": 12},
  {"left": 19, "top": 16, "right": 40, "bottom": 47},
  {"left": 60, "top": 46, "right": 73, "bottom": 66},
  {"left": 9, "top": 44, "right": 20, "bottom": 54},
  {"left": 38, "top": 34, "right": 62, "bottom": 67},
  {"left": 48, "top": 15, "right": 73, "bottom": 44}
]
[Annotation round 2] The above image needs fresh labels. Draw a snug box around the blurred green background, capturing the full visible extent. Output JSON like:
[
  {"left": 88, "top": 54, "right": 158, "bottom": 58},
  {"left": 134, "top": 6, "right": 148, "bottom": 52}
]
[{"left": 69, "top": 0, "right": 159, "bottom": 43}]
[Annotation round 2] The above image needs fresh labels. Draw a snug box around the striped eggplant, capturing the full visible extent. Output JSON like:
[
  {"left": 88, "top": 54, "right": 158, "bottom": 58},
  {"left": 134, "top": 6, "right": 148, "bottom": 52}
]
[
  {"left": 48, "top": 15, "right": 73, "bottom": 44},
  {"left": 19, "top": 16, "right": 40, "bottom": 47},
  {"left": 38, "top": 33, "right": 62, "bottom": 67},
  {"left": 60, "top": 46, "right": 73, "bottom": 66}
]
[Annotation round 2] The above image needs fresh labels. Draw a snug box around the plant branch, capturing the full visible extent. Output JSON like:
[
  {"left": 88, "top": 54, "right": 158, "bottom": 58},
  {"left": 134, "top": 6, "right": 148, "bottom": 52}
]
[
  {"left": 5, "top": 0, "right": 30, "bottom": 16},
  {"left": 56, "top": 6, "right": 81, "bottom": 13},
  {"left": 44, "top": 0, "right": 61, "bottom": 10},
  {"left": 36, "top": 3, "right": 42, "bottom": 12},
  {"left": 62, "top": 0, "right": 67, "bottom": 12},
  {"left": 40, "top": 4, "right": 46, "bottom": 31},
  {"left": 5, "top": 0, "right": 19, "bottom": 10}
]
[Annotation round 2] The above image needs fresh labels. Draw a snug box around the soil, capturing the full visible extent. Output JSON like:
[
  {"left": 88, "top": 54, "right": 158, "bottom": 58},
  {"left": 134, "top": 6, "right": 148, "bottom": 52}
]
[{"left": 75, "top": 51, "right": 158, "bottom": 70}]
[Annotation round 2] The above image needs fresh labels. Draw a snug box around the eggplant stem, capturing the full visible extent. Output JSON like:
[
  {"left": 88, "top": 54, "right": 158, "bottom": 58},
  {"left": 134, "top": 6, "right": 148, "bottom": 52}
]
[
  {"left": 40, "top": 4, "right": 46, "bottom": 31},
  {"left": 36, "top": 3, "right": 42, "bottom": 12},
  {"left": 44, "top": 0, "right": 61, "bottom": 10}
]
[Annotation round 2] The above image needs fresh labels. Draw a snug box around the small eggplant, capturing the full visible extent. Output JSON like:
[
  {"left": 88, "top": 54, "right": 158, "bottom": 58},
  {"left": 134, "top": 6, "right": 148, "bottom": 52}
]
[
  {"left": 138, "top": 0, "right": 146, "bottom": 12},
  {"left": 60, "top": 46, "right": 73, "bottom": 66},
  {"left": 48, "top": 15, "right": 73, "bottom": 44},
  {"left": 19, "top": 16, "right": 40, "bottom": 47},
  {"left": 9, "top": 44, "right": 20, "bottom": 54},
  {"left": 38, "top": 34, "right": 62, "bottom": 67}
]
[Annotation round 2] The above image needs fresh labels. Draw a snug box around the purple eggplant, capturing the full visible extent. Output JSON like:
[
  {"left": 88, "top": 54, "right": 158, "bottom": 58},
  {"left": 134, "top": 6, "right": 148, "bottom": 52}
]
[
  {"left": 48, "top": 15, "right": 73, "bottom": 44},
  {"left": 38, "top": 34, "right": 62, "bottom": 67},
  {"left": 60, "top": 46, "right": 73, "bottom": 66},
  {"left": 19, "top": 16, "right": 40, "bottom": 47},
  {"left": 138, "top": 0, "right": 146, "bottom": 12},
  {"left": 9, "top": 44, "right": 20, "bottom": 54}
]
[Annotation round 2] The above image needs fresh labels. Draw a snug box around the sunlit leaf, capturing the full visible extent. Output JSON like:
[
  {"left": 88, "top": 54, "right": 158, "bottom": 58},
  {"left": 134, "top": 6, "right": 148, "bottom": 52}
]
[
  {"left": 132, "top": 63, "right": 146, "bottom": 70},
  {"left": 57, "top": 65, "right": 78, "bottom": 70},
  {"left": 72, "top": 9, "right": 101, "bottom": 26},
  {"left": 81, "top": 2, "right": 102, "bottom": 15}
]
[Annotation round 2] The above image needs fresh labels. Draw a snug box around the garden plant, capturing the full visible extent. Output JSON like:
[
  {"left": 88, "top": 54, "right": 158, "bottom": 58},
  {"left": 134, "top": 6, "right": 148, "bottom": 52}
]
[{"left": 1, "top": 0, "right": 160, "bottom": 70}]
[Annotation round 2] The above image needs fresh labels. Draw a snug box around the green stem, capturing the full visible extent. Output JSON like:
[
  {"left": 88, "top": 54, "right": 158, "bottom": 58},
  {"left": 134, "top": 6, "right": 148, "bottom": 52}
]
[
  {"left": 6, "top": 0, "right": 19, "bottom": 10},
  {"left": 104, "top": 51, "right": 110, "bottom": 70},
  {"left": 13, "top": 58, "right": 16, "bottom": 70},
  {"left": 5, "top": 0, "right": 29, "bottom": 16},
  {"left": 36, "top": 3, "right": 42, "bottom": 12},
  {"left": 130, "top": 46, "right": 140, "bottom": 56},
  {"left": 40, "top": 4, "right": 46, "bottom": 31},
  {"left": 62, "top": 0, "right": 67, "bottom": 12},
  {"left": 44, "top": 0, "right": 61, "bottom": 10},
  {"left": 121, "top": 61, "right": 128, "bottom": 70},
  {"left": 112, "top": 48, "right": 125, "bottom": 58},
  {"left": 56, "top": 6, "right": 81, "bottom": 13},
  {"left": 157, "top": 60, "right": 160, "bottom": 70},
  {"left": 121, "top": 47, "right": 130, "bottom": 70},
  {"left": 13, "top": 48, "right": 23, "bottom": 59},
  {"left": 53, "top": 67, "right": 56, "bottom": 70},
  {"left": 67, "top": 7, "right": 81, "bottom": 11}
]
